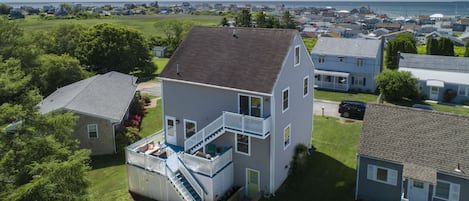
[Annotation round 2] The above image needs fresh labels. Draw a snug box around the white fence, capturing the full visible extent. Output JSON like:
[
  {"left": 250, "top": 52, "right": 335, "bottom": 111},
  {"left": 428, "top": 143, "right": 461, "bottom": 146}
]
[{"left": 180, "top": 148, "right": 233, "bottom": 177}]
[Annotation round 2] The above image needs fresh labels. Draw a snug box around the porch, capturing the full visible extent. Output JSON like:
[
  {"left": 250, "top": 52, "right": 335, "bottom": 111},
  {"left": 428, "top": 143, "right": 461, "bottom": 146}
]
[{"left": 314, "top": 69, "right": 350, "bottom": 91}]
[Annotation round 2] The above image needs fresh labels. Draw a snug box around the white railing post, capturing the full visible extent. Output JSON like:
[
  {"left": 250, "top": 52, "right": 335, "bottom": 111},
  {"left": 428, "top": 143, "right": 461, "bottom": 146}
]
[
  {"left": 242, "top": 114, "right": 245, "bottom": 133},
  {"left": 202, "top": 130, "right": 206, "bottom": 153},
  {"left": 222, "top": 111, "right": 225, "bottom": 128}
]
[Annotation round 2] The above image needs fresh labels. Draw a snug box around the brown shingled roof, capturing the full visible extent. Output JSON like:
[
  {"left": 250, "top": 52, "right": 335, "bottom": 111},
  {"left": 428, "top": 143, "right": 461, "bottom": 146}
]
[
  {"left": 159, "top": 26, "right": 298, "bottom": 94},
  {"left": 359, "top": 104, "right": 469, "bottom": 179}
]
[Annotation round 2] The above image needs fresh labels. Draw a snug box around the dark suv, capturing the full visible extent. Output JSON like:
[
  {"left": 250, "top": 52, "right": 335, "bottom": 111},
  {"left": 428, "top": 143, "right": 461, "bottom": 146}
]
[{"left": 338, "top": 100, "right": 367, "bottom": 120}]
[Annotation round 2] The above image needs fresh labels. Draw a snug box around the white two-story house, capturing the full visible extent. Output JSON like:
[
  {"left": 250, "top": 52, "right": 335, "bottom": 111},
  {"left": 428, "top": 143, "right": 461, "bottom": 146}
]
[
  {"left": 311, "top": 37, "right": 384, "bottom": 92},
  {"left": 125, "top": 26, "right": 315, "bottom": 201}
]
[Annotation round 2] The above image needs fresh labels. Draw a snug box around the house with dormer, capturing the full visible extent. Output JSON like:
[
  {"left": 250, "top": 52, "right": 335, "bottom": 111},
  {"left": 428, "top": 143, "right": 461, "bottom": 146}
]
[
  {"left": 356, "top": 104, "right": 469, "bottom": 201},
  {"left": 125, "top": 26, "right": 314, "bottom": 201},
  {"left": 311, "top": 37, "right": 383, "bottom": 92}
]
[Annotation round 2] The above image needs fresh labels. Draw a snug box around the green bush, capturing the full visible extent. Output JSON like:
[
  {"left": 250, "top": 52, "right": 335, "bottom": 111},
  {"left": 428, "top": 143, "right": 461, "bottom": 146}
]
[
  {"left": 115, "top": 126, "right": 141, "bottom": 154},
  {"left": 462, "top": 100, "right": 469, "bottom": 106}
]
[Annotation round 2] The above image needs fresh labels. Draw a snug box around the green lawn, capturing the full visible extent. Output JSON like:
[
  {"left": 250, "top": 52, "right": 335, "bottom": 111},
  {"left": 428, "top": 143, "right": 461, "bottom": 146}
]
[
  {"left": 266, "top": 116, "right": 362, "bottom": 201},
  {"left": 152, "top": 58, "right": 169, "bottom": 76},
  {"left": 17, "top": 15, "right": 223, "bottom": 37},
  {"left": 140, "top": 99, "right": 163, "bottom": 137},
  {"left": 416, "top": 45, "right": 466, "bottom": 57},
  {"left": 314, "top": 89, "right": 378, "bottom": 103},
  {"left": 427, "top": 102, "right": 469, "bottom": 116}
]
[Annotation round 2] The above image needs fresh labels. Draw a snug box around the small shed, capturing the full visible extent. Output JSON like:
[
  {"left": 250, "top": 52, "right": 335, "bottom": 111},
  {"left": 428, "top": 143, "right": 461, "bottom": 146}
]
[{"left": 152, "top": 46, "right": 166, "bottom": 58}]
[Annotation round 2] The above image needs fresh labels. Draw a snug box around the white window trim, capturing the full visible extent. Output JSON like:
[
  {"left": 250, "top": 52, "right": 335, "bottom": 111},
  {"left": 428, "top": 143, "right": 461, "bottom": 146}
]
[
  {"left": 303, "top": 75, "right": 309, "bottom": 98},
  {"left": 318, "top": 55, "right": 325, "bottom": 63},
  {"left": 433, "top": 179, "right": 460, "bottom": 201},
  {"left": 238, "top": 94, "right": 263, "bottom": 117},
  {"left": 294, "top": 45, "right": 300, "bottom": 66},
  {"left": 357, "top": 58, "right": 365, "bottom": 67},
  {"left": 183, "top": 119, "right": 197, "bottom": 140},
  {"left": 235, "top": 133, "right": 251, "bottom": 156},
  {"left": 366, "top": 164, "right": 397, "bottom": 186},
  {"left": 87, "top": 124, "right": 98, "bottom": 138},
  {"left": 283, "top": 124, "right": 291, "bottom": 150},
  {"left": 282, "top": 87, "right": 290, "bottom": 113}
]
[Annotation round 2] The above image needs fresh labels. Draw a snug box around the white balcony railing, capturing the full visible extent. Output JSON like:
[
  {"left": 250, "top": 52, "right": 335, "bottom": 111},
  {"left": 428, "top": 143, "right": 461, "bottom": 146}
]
[
  {"left": 184, "top": 112, "right": 271, "bottom": 152},
  {"left": 180, "top": 148, "right": 233, "bottom": 178},
  {"left": 125, "top": 130, "right": 167, "bottom": 175}
]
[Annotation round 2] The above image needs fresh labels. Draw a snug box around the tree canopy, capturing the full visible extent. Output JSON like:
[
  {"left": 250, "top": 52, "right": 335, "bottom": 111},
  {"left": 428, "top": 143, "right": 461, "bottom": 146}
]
[
  {"left": 376, "top": 70, "right": 419, "bottom": 102},
  {"left": 153, "top": 20, "right": 197, "bottom": 57},
  {"left": 426, "top": 38, "right": 440, "bottom": 55},
  {"left": 76, "top": 23, "right": 155, "bottom": 75},
  {"left": 465, "top": 39, "right": 469, "bottom": 57},
  {"left": 438, "top": 37, "right": 454, "bottom": 56},
  {"left": 385, "top": 33, "right": 417, "bottom": 70}
]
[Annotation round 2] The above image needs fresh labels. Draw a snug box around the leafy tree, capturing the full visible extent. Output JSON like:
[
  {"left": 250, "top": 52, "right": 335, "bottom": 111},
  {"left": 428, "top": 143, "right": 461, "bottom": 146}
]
[
  {"left": 154, "top": 20, "right": 196, "bottom": 56},
  {"left": 50, "top": 24, "right": 85, "bottom": 56},
  {"left": 438, "top": 37, "right": 454, "bottom": 56},
  {"left": 76, "top": 23, "right": 155, "bottom": 75},
  {"left": 266, "top": 14, "right": 281, "bottom": 28},
  {"left": 385, "top": 33, "right": 417, "bottom": 70},
  {"left": 0, "top": 111, "right": 91, "bottom": 201},
  {"left": 0, "top": 59, "right": 31, "bottom": 106},
  {"left": 465, "top": 39, "right": 469, "bottom": 57},
  {"left": 235, "top": 9, "right": 251, "bottom": 27},
  {"left": 253, "top": 11, "right": 267, "bottom": 28},
  {"left": 281, "top": 11, "right": 296, "bottom": 29},
  {"left": 376, "top": 70, "right": 419, "bottom": 102},
  {"left": 36, "top": 54, "right": 90, "bottom": 96},
  {"left": 0, "top": 3, "right": 11, "bottom": 15},
  {"left": 220, "top": 17, "right": 228, "bottom": 26},
  {"left": 426, "top": 38, "right": 440, "bottom": 55},
  {"left": 0, "top": 19, "right": 23, "bottom": 61}
]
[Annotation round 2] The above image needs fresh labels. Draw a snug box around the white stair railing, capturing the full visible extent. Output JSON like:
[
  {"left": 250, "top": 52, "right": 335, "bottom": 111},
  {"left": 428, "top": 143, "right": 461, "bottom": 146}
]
[
  {"left": 178, "top": 157, "right": 205, "bottom": 200},
  {"left": 184, "top": 115, "right": 223, "bottom": 152},
  {"left": 166, "top": 166, "right": 193, "bottom": 201}
]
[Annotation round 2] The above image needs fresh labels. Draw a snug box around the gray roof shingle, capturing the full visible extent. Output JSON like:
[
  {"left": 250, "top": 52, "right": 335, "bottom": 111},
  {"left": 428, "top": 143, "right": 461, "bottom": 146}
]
[
  {"left": 359, "top": 104, "right": 469, "bottom": 180},
  {"left": 399, "top": 53, "right": 469, "bottom": 73},
  {"left": 39, "top": 71, "right": 138, "bottom": 122},
  {"left": 159, "top": 26, "right": 298, "bottom": 94},
  {"left": 311, "top": 37, "right": 382, "bottom": 58}
]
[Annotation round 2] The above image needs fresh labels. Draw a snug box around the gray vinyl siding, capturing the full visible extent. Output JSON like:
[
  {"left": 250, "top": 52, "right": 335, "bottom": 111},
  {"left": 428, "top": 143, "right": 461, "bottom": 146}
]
[
  {"left": 73, "top": 113, "right": 115, "bottom": 155},
  {"left": 271, "top": 35, "right": 314, "bottom": 192},
  {"left": 357, "top": 156, "right": 403, "bottom": 201},
  {"left": 162, "top": 80, "right": 271, "bottom": 147},
  {"left": 311, "top": 47, "right": 382, "bottom": 92},
  {"left": 433, "top": 173, "right": 469, "bottom": 201},
  {"left": 209, "top": 131, "right": 271, "bottom": 194},
  {"left": 418, "top": 80, "right": 469, "bottom": 104}
]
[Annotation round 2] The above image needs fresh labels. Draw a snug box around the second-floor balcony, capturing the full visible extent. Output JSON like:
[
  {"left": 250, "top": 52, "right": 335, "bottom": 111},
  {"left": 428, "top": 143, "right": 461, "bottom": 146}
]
[{"left": 179, "top": 147, "right": 233, "bottom": 178}]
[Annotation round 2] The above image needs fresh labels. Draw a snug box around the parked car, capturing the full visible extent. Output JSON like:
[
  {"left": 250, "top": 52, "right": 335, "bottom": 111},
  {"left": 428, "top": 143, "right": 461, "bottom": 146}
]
[
  {"left": 412, "top": 104, "right": 434, "bottom": 111},
  {"left": 338, "top": 100, "right": 367, "bottom": 120}
]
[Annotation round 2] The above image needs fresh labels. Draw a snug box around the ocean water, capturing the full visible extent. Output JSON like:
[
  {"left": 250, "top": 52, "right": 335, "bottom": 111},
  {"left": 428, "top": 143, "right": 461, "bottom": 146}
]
[{"left": 2, "top": 1, "right": 469, "bottom": 18}]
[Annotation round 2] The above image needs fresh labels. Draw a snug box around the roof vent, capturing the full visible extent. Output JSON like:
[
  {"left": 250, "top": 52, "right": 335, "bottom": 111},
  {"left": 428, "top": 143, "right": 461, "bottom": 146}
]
[
  {"left": 176, "top": 64, "right": 180, "bottom": 76},
  {"left": 454, "top": 163, "right": 465, "bottom": 174},
  {"left": 232, "top": 29, "right": 238, "bottom": 38}
]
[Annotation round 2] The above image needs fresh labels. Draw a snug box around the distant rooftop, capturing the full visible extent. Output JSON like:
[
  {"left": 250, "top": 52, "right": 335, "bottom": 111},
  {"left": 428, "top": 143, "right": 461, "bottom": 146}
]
[
  {"left": 311, "top": 37, "right": 382, "bottom": 58},
  {"left": 399, "top": 53, "right": 469, "bottom": 73}
]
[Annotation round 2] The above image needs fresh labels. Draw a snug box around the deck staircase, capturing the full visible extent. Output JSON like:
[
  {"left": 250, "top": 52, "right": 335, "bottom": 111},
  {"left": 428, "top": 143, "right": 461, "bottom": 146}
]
[
  {"left": 184, "top": 112, "right": 271, "bottom": 154},
  {"left": 175, "top": 172, "right": 202, "bottom": 201}
]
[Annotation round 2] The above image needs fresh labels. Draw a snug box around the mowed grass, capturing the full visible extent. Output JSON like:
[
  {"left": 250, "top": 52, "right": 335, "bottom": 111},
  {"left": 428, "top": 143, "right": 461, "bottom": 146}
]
[
  {"left": 140, "top": 99, "right": 163, "bottom": 137},
  {"left": 266, "top": 116, "right": 361, "bottom": 201},
  {"left": 152, "top": 58, "right": 169, "bottom": 75},
  {"left": 17, "top": 14, "right": 223, "bottom": 36},
  {"left": 88, "top": 98, "right": 163, "bottom": 201},
  {"left": 416, "top": 45, "right": 466, "bottom": 57},
  {"left": 314, "top": 89, "right": 379, "bottom": 103}
]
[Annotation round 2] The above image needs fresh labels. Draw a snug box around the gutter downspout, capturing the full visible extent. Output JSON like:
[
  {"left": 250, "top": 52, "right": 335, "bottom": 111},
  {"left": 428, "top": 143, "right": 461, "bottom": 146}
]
[
  {"left": 355, "top": 154, "right": 361, "bottom": 200},
  {"left": 112, "top": 121, "right": 117, "bottom": 154}
]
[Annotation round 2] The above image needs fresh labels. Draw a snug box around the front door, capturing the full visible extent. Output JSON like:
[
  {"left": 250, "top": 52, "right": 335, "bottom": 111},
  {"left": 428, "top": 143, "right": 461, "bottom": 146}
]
[
  {"left": 246, "top": 168, "right": 260, "bottom": 198},
  {"left": 429, "top": 87, "right": 439, "bottom": 100},
  {"left": 407, "top": 179, "right": 429, "bottom": 201},
  {"left": 165, "top": 116, "right": 176, "bottom": 145}
]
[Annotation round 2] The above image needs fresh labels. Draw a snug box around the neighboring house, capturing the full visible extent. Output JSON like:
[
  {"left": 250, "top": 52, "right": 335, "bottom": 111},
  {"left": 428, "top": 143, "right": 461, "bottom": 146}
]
[
  {"left": 356, "top": 104, "right": 469, "bottom": 201},
  {"left": 125, "top": 26, "right": 314, "bottom": 201},
  {"left": 39, "top": 71, "right": 138, "bottom": 155},
  {"left": 425, "top": 31, "right": 465, "bottom": 46},
  {"left": 311, "top": 37, "right": 383, "bottom": 92},
  {"left": 398, "top": 53, "right": 469, "bottom": 104}
]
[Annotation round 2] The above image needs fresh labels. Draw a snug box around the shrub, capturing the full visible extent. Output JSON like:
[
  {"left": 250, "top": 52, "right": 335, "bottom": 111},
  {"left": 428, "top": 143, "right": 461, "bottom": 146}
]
[
  {"left": 115, "top": 126, "right": 141, "bottom": 153},
  {"left": 462, "top": 100, "right": 469, "bottom": 106}
]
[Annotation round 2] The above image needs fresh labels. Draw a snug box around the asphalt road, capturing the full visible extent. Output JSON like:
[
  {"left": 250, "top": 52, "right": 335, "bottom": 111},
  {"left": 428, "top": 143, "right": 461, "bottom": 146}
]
[{"left": 137, "top": 81, "right": 341, "bottom": 118}]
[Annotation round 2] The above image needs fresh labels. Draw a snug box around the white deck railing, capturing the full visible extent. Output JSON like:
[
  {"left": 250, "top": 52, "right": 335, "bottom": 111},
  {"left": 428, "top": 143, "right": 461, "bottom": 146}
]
[
  {"left": 315, "top": 81, "right": 349, "bottom": 91},
  {"left": 180, "top": 148, "right": 233, "bottom": 177},
  {"left": 125, "top": 130, "right": 167, "bottom": 175},
  {"left": 184, "top": 112, "right": 271, "bottom": 152}
]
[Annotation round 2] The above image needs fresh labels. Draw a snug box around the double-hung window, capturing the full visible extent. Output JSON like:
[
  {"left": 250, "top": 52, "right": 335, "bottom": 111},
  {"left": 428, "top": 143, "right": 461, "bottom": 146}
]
[
  {"left": 236, "top": 134, "right": 250, "bottom": 155},
  {"left": 282, "top": 88, "right": 289, "bottom": 112},
  {"left": 283, "top": 124, "right": 291, "bottom": 149},
  {"left": 303, "top": 76, "right": 309, "bottom": 97},
  {"left": 458, "top": 86, "right": 469, "bottom": 96},
  {"left": 294, "top": 46, "right": 300, "bottom": 66},
  {"left": 88, "top": 124, "right": 98, "bottom": 138},
  {"left": 433, "top": 180, "right": 460, "bottom": 201}
]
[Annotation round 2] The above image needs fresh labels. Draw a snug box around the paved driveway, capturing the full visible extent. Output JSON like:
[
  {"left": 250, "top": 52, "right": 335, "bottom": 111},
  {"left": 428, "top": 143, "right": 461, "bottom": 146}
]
[
  {"left": 137, "top": 82, "right": 161, "bottom": 96},
  {"left": 314, "top": 99, "right": 340, "bottom": 118}
]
